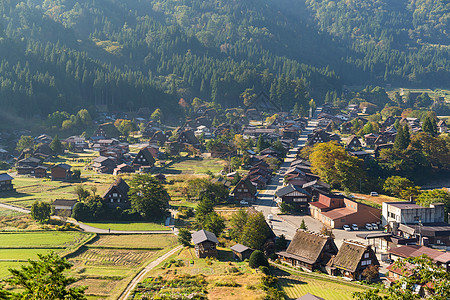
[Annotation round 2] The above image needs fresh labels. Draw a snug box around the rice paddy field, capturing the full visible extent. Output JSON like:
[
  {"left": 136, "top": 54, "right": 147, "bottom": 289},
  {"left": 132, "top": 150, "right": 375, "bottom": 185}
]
[
  {"left": 80, "top": 221, "right": 170, "bottom": 231},
  {"left": 278, "top": 276, "right": 366, "bottom": 300},
  {"left": 67, "top": 233, "right": 178, "bottom": 299},
  {"left": 0, "top": 231, "right": 93, "bottom": 280}
]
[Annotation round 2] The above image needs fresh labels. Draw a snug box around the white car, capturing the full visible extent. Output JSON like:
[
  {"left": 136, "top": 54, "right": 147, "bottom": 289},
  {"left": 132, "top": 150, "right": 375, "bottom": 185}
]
[
  {"left": 352, "top": 224, "right": 359, "bottom": 231},
  {"left": 343, "top": 224, "right": 351, "bottom": 231},
  {"left": 371, "top": 223, "right": 378, "bottom": 230},
  {"left": 365, "top": 223, "right": 373, "bottom": 230},
  {"left": 370, "top": 192, "right": 379, "bottom": 196},
  {"left": 239, "top": 200, "right": 248, "bottom": 205}
]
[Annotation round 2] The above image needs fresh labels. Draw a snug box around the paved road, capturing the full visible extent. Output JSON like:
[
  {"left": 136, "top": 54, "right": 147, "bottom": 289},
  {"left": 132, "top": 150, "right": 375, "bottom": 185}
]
[
  {"left": 254, "top": 109, "right": 321, "bottom": 239},
  {"left": 117, "top": 245, "right": 183, "bottom": 300},
  {"left": 0, "top": 202, "right": 176, "bottom": 234}
]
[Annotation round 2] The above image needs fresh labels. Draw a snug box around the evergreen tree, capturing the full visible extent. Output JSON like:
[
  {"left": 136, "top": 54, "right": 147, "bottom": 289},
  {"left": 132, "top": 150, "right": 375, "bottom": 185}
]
[
  {"left": 394, "top": 125, "right": 409, "bottom": 150},
  {"left": 50, "top": 135, "right": 63, "bottom": 154},
  {"left": 422, "top": 116, "right": 438, "bottom": 137}
]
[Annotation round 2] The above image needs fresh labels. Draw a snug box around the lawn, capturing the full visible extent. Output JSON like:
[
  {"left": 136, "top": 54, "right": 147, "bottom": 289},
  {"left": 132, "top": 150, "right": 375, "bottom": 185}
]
[
  {"left": 0, "top": 262, "right": 24, "bottom": 279},
  {"left": 81, "top": 221, "right": 170, "bottom": 231},
  {"left": 0, "top": 231, "right": 89, "bottom": 248}
]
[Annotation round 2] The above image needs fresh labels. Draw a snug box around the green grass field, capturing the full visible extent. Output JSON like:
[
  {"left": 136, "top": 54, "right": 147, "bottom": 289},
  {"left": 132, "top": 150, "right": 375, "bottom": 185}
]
[
  {"left": 0, "top": 231, "right": 92, "bottom": 280},
  {"left": 89, "top": 234, "right": 177, "bottom": 249},
  {"left": 81, "top": 221, "right": 170, "bottom": 231},
  {"left": 0, "top": 232, "right": 89, "bottom": 248},
  {"left": 0, "top": 248, "right": 56, "bottom": 260},
  {"left": 278, "top": 276, "right": 366, "bottom": 300}
]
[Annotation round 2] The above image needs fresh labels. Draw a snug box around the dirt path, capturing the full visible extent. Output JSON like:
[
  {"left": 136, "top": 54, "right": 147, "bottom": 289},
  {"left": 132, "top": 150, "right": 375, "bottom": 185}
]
[{"left": 117, "top": 245, "right": 183, "bottom": 300}]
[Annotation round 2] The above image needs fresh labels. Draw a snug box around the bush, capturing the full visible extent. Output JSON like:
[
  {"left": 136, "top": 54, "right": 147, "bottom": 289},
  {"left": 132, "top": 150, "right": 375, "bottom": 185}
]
[
  {"left": 249, "top": 250, "right": 269, "bottom": 269},
  {"left": 178, "top": 228, "right": 192, "bottom": 246},
  {"left": 259, "top": 266, "right": 270, "bottom": 275}
]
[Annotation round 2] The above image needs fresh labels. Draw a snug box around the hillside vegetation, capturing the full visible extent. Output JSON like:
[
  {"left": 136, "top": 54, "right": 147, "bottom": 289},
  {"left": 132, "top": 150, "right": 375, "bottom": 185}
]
[{"left": 0, "top": 0, "right": 448, "bottom": 121}]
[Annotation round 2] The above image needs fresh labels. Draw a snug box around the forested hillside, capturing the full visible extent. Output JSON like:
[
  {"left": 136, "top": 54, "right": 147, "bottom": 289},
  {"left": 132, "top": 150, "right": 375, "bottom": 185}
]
[{"left": 0, "top": 0, "right": 448, "bottom": 121}]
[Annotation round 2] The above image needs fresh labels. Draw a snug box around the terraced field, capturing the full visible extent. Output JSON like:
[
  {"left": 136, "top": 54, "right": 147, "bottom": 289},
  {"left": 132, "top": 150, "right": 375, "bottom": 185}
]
[
  {"left": 0, "top": 231, "right": 93, "bottom": 279},
  {"left": 67, "top": 233, "right": 178, "bottom": 299},
  {"left": 278, "top": 276, "right": 366, "bottom": 300}
]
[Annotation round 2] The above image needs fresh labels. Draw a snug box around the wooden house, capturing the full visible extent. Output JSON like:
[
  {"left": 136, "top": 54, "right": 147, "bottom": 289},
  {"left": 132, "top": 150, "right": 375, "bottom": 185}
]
[
  {"left": 275, "top": 184, "right": 311, "bottom": 212},
  {"left": 51, "top": 199, "right": 78, "bottom": 213},
  {"left": 307, "top": 129, "right": 331, "bottom": 146},
  {"left": 346, "top": 135, "right": 362, "bottom": 150},
  {"left": 231, "top": 244, "right": 254, "bottom": 261},
  {"left": 192, "top": 229, "right": 219, "bottom": 258},
  {"left": 92, "top": 122, "right": 121, "bottom": 139},
  {"left": 113, "top": 164, "right": 134, "bottom": 175},
  {"left": 177, "top": 129, "right": 200, "bottom": 146},
  {"left": 246, "top": 91, "right": 281, "bottom": 114},
  {"left": 329, "top": 241, "right": 379, "bottom": 280},
  {"left": 132, "top": 147, "right": 155, "bottom": 169},
  {"left": 277, "top": 230, "right": 338, "bottom": 271},
  {"left": 51, "top": 164, "right": 72, "bottom": 181},
  {"left": 0, "top": 173, "right": 14, "bottom": 192},
  {"left": 232, "top": 177, "right": 257, "bottom": 202},
  {"left": 102, "top": 177, "right": 131, "bottom": 209},
  {"left": 92, "top": 156, "right": 117, "bottom": 174},
  {"left": 437, "top": 120, "right": 448, "bottom": 133},
  {"left": 364, "top": 133, "right": 378, "bottom": 147}
]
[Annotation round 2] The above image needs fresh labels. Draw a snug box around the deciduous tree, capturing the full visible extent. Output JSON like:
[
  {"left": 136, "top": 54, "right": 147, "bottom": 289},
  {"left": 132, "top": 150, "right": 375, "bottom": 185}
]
[{"left": 129, "top": 174, "right": 170, "bottom": 220}]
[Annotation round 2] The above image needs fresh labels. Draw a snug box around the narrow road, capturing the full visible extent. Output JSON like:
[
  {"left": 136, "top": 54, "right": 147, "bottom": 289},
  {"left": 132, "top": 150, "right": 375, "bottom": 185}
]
[
  {"left": 0, "top": 202, "right": 175, "bottom": 234},
  {"left": 254, "top": 109, "right": 321, "bottom": 239},
  {"left": 117, "top": 245, "right": 183, "bottom": 300}
]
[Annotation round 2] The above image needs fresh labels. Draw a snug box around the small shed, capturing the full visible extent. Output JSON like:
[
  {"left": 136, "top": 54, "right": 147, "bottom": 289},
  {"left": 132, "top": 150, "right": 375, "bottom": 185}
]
[
  {"left": 33, "top": 166, "right": 47, "bottom": 178},
  {"left": 0, "top": 173, "right": 14, "bottom": 192},
  {"left": 51, "top": 164, "right": 72, "bottom": 181},
  {"left": 192, "top": 229, "right": 219, "bottom": 258},
  {"left": 231, "top": 244, "right": 254, "bottom": 261},
  {"left": 51, "top": 199, "right": 78, "bottom": 212}
]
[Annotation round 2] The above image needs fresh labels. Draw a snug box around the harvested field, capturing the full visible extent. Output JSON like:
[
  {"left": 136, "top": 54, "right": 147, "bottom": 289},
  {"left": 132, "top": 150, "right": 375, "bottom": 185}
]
[
  {"left": 71, "top": 248, "right": 157, "bottom": 267},
  {"left": 89, "top": 234, "right": 177, "bottom": 249}
]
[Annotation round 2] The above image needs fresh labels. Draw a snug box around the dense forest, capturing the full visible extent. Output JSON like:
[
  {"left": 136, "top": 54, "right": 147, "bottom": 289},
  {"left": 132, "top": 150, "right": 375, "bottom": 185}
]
[{"left": 0, "top": 0, "right": 448, "bottom": 121}]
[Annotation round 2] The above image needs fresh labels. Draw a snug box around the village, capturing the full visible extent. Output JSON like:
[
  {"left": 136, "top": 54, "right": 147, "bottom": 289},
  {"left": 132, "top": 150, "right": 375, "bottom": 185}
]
[{"left": 0, "top": 89, "right": 449, "bottom": 299}]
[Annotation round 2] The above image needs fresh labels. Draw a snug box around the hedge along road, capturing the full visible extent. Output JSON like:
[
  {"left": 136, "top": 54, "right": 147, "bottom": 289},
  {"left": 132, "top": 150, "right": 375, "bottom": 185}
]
[{"left": 0, "top": 202, "right": 175, "bottom": 234}]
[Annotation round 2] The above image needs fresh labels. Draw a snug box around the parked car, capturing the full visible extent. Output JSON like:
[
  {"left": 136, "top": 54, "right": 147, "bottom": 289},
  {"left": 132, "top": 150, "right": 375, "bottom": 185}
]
[
  {"left": 343, "top": 224, "right": 351, "bottom": 231},
  {"left": 365, "top": 223, "right": 373, "bottom": 230},
  {"left": 267, "top": 214, "right": 273, "bottom": 221},
  {"left": 371, "top": 223, "right": 378, "bottom": 230},
  {"left": 352, "top": 224, "right": 359, "bottom": 231},
  {"left": 239, "top": 200, "right": 249, "bottom": 205},
  {"left": 370, "top": 192, "right": 379, "bottom": 196}
]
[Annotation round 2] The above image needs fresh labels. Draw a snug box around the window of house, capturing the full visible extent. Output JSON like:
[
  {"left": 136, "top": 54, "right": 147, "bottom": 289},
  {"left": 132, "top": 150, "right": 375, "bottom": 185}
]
[
  {"left": 110, "top": 199, "right": 114, "bottom": 203},
  {"left": 113, "top": 193, "right": 118, "bottom": 197},
  {"left": 364, "top": 253, "right": 369, "bottom": 259},
  {"left": 244, "top": 189, "right": 248, "bottom": 192},
  {"left": 237, "top": 189, "right": 242, "bottom": 192}
]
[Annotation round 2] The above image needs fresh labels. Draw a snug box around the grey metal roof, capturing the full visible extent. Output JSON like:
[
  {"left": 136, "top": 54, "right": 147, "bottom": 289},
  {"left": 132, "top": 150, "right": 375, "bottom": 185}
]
[
  {"left": 191, "top": 229, "right": 219, "bottom": 244},
  {"left": 0, "top": 173, "right": 13, "bottom": 181},
  {"left": 52, "top": 163, "right": 72, "bottom": 170},
  {"left": 296, "top": 293, "right": 326, "bottom": 300},
  {"left": 230, "top": 244, "right": 252, "bottom": 253},
  {"left": 276, "top": 184, "right": 311, "bottom": 198},
  {"left": 52, "top": 199, "right": 78, "bottom": 207}
]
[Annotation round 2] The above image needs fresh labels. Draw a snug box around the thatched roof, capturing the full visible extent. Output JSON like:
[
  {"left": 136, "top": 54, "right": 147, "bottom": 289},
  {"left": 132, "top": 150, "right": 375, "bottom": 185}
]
[
  {"left": 285, "top": 230, "right": 336, "bottom": 264},
  {"left": 331, "top": 240, "right": 372, "bottom": 272},
  {"left": 102, "top": 177, "right": 130, "bottom": 198}
]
